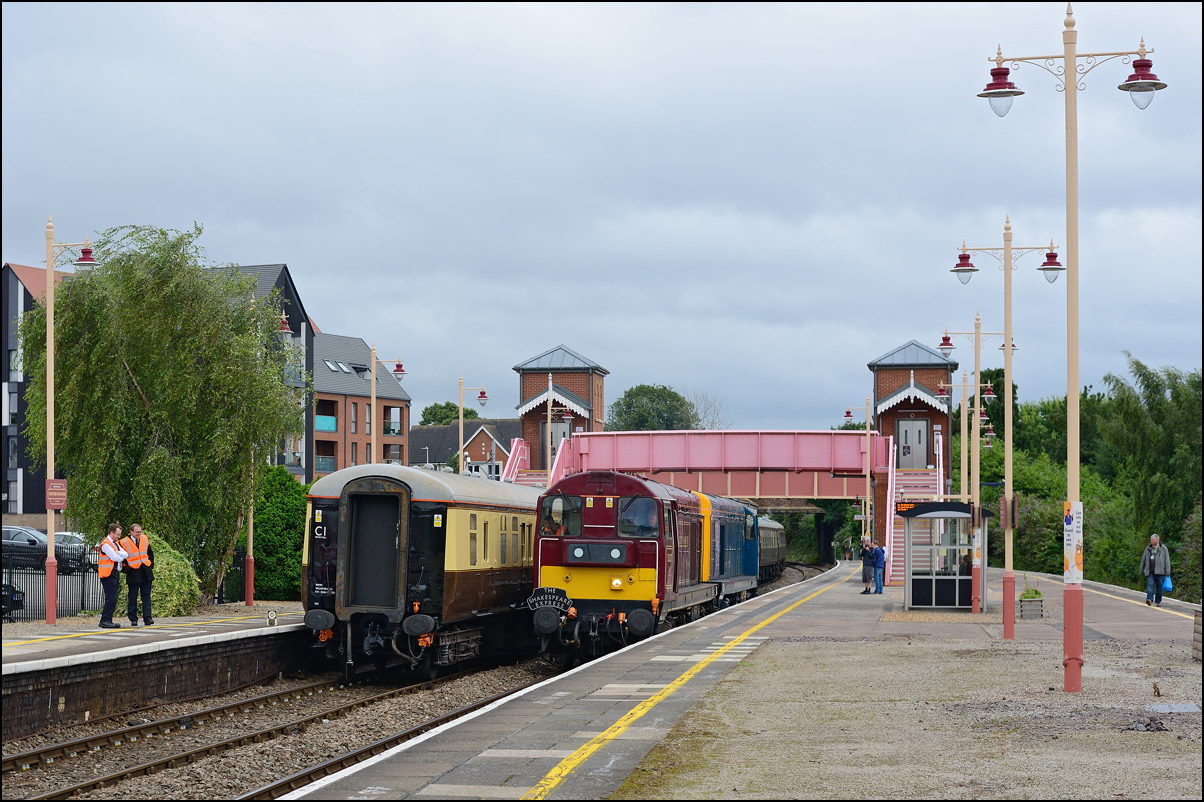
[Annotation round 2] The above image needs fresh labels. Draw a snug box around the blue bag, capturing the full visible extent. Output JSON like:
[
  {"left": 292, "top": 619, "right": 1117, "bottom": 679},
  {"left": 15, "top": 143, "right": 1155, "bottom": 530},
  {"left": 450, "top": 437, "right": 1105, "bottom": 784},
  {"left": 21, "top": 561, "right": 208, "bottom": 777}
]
[{"left": 1162, "top": 575, "right": 1172, "bottom": 593}]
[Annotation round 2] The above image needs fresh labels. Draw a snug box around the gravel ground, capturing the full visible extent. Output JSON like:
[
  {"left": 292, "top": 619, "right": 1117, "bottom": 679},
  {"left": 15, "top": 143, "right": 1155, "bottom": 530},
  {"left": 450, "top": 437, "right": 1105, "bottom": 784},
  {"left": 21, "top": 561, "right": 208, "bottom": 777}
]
[{"left": 612, "top": 636, "right": 1202, "bottom": 800}]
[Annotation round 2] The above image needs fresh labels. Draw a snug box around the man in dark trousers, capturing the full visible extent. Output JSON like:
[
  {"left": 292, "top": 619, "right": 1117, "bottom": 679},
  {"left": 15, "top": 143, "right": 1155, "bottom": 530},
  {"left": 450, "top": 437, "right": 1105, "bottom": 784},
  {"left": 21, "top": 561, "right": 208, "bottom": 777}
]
[
  {"left": 120, "top": 523, "right": 154, "bottom": 625},
  {"left": 98, "top": 523, "right": 128, "bottom": 629},
  {"left": 1140, "top": 534, "right": 1171, "bottom": 608}
]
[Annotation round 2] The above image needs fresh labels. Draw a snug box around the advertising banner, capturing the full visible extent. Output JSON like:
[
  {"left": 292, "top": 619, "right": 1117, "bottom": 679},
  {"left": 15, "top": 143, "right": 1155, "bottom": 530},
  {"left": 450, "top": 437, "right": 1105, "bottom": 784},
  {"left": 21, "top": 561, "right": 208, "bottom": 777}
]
[{"left": 1063, "top": 501, "right": 1083, "bottom": 583}]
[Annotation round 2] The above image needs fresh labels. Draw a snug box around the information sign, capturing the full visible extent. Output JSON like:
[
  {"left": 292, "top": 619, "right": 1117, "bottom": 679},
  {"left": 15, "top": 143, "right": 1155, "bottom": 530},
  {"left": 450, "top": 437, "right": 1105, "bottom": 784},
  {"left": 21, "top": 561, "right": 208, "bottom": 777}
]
[{"left": 1063, "top": 501, "right": 1083, "bottom": 583}]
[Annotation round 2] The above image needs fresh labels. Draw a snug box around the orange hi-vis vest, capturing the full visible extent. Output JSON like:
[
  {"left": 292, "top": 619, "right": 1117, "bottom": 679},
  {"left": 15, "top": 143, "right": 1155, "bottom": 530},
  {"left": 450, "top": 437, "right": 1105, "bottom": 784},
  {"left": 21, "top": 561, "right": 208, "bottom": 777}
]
[
  {"left": 120, "top": 533, "right": 152, "bottom": 569},
  {"left": 98, "top": 539, "right": 117, "bottom": 578}
]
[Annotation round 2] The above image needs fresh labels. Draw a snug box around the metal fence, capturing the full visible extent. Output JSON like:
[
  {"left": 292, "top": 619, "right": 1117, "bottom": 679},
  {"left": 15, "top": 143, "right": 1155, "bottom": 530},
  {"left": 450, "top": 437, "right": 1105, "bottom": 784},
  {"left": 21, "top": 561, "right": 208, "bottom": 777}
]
[
  {"left": 2, "top": 548, "right": 251, "bottom": 622},
  {"left": 2, "top": 549, "right": 105, "bottom": 623},
  {"left": 216, "top": 549, "right": 247, "bottom": 604}
]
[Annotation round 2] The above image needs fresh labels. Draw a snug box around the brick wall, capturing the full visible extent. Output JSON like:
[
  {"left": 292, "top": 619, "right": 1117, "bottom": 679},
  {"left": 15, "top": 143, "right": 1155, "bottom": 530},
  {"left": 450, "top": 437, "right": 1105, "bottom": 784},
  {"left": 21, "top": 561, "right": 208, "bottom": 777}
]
[
  {"left": 312, "top": 391, "right": 409, "bottom": 473},
  {"left": 1, "top": 629, "right": 308, "bottom": 741},
  {"left": 875, "top": 367, "right": 950, "bottom": 398}
]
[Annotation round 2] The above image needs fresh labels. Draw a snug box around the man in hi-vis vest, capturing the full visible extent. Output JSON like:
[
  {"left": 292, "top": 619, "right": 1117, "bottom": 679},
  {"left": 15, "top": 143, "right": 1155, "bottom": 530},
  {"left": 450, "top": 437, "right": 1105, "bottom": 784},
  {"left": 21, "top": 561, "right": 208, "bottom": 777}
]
[
  {"left": 98, "top": 523, "right": 129, "bottom": 629},
  {"left": 120, "top": 523, "right": 154, "bottom": 626}
]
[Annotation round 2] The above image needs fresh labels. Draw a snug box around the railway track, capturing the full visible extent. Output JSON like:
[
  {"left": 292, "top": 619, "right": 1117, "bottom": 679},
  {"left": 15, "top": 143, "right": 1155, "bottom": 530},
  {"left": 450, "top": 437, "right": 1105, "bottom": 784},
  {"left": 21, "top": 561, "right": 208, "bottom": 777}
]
[
  {"left": 2, "top": 675, "right": 354, "bottom": 774},
  {"left": 5, "top": 670, "right": 470, "bottom": 801},
  {"left": 237, "top": 678, "right": 546, "bottom": 800}
]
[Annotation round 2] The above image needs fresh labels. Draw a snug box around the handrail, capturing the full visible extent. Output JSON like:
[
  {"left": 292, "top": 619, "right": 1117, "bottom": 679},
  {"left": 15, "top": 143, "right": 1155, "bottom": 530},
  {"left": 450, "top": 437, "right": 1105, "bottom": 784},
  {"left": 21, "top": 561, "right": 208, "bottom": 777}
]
[
  {"left": 885, "top": 435, "right": 896, "bottom": 580},
  {"left": 501, "top": 438, "right": 529, "bottom": 483},
  {"left": 934, "top": 429, "right": 945, "bottom": 501},
  {"left": 547, "top": 436, "right": 576, "bottom": 487}
]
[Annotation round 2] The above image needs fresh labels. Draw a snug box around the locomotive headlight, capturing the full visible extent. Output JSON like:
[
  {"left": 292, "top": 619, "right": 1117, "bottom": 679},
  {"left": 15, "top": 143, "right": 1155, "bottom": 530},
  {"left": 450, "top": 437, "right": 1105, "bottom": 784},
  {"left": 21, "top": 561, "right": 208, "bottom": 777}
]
[
  {"left": 610, "top": 548, "right": 621, "bottom": 559},
  {"left": 573, "top": 547, "right": 585, "bottom": 558},
  {"left": 611, "top": 577, "right": 623, "bottom": 591}
]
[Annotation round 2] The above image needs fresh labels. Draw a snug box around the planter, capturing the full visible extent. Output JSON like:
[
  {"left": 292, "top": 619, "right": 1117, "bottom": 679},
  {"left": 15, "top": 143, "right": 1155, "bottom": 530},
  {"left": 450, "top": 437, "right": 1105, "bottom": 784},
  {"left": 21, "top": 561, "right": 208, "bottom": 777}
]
[{"left": 1019, "top": 597, "right": 1044, "bottom": 619}]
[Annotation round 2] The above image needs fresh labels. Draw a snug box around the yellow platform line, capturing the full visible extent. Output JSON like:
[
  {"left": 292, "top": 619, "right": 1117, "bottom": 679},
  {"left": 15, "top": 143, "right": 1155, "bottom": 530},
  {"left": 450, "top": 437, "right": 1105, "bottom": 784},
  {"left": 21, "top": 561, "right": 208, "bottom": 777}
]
[
  {"left": 521, "top": 569, "right": 855, "bottom": 799},
  {"left": 1031, "top": 575, "right": 1195, "bottom": 620},
  {"left": 3, "top": 611, "right": 305, "bottom": 647}
]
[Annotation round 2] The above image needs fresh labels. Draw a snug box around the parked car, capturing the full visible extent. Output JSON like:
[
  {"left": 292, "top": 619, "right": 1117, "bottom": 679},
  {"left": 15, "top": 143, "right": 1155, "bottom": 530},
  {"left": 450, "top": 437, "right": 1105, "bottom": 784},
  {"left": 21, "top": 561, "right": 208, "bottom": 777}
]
[
  {"left": 56, "top": 532, "right": 97, "bottom": 572},
  {"left": 2, "top": 526, "right": 87, "bottom": 575}
]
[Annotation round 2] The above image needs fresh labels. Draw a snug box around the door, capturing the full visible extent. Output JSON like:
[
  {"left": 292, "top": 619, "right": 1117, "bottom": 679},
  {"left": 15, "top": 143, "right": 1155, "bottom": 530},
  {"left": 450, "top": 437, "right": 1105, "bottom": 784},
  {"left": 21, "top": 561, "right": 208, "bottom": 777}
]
[
  {"left": 540, "top": 419, "right": 572, "bottom": 466},
  {"left": 897, "top": 420, "right": 929, "bottom": 469}
]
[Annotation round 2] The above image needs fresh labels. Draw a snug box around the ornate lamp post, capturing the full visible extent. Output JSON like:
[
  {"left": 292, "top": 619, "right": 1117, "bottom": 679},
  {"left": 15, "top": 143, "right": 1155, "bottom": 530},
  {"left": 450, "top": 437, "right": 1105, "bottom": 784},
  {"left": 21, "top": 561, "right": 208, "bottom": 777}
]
[
  {"left": 937, "top": 318, "right": 999, "bottom": 614},
  {"left": 979, "top": 3, "right": 1167, "bottom": 692},
  {"left": 949, "top": 218, "right": 1060, "bottom": 639},
  {"left": 369, "top": 343, "right": 407, "bottom": 466},
  {"left": 42, "top": 216, "right": 98, "bottom": 625},
  {"left": 458, "top": 374, "right": 488, "bottom": 474},
  {"left": 544, "top": 373, "right": 577, "bottom": 485},
  {"left": 842, "top": 396, "right": 874, "bottom": 540}
]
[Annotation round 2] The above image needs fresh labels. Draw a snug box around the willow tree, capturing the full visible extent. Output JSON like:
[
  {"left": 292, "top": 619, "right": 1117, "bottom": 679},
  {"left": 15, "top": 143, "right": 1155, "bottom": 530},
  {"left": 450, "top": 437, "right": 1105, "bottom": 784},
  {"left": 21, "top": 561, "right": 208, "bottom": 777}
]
[{"left": 19, "top": 225, "right": 308, "bottom": 600}]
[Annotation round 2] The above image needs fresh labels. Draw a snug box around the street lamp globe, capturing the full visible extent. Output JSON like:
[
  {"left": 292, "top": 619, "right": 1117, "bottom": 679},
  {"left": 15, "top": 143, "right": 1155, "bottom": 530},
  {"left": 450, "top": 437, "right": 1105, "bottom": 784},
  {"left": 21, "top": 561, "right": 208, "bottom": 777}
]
[
  {"left": 73, "top": 241, "right": 99, "bottom": 273},
  {"left": 951, "top": 252, "right": 978, "bottom": 285},
  {"left": 1039, "top": 248, "right": 1064, "bottom": 283},
  {"left": 938, "top": 333, "right": 955, "bottom": 358},
  {"left": 978, "top": 61, "right": 1024, "bottom": 117},
  {"left": 477, "top": 389, "right": 489, "bottom": 407},
  {"left": 1117, "top": 55, "right": 1168, "bottom": 110}
]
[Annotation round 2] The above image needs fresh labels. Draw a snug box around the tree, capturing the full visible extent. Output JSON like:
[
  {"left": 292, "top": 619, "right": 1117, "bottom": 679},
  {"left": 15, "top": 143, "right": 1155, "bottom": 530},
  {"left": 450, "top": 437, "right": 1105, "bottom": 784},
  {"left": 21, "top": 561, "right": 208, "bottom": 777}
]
[
  {"left": 1101, "top": 354, "right": 1202, "bottom": 550},
  {"left": 420, "top": 401, "right": 479, "bottom": 426},
  {"left": 606, "top": 384, "right": 696, "bottom": 431},
  {"left": 19, "top": 225, "right": 308, "bottom": 601},
  {"left": 682, "top": 388, "right": 733, "bottom": 430}
]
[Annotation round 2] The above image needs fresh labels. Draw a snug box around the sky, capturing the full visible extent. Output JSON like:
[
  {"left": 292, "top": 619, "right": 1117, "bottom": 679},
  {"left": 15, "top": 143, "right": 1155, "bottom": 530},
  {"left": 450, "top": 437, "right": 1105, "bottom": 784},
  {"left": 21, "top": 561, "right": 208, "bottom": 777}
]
[{"left": 3, "top": 2, "right": 1200, "bottom": 431}]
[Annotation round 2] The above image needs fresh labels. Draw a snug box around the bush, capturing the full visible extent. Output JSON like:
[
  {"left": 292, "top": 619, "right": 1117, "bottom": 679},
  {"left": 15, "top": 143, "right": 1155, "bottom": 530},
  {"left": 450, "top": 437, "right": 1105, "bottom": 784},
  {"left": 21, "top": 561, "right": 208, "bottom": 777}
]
[
  {"left": 146, "top": 531, "right": 202, "bottom": 616},
  {"left": 249, "top": 466, "right": 309, "bottom": 601},
  {"left": 1173, "top": 498, "right": 1201, "bottom": 603}
]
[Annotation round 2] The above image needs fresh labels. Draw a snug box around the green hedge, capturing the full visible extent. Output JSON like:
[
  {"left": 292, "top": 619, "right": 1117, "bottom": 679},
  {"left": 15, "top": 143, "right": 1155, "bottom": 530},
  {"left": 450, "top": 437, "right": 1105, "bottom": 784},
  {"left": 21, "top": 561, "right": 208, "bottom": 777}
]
[
  {"left": 145, "top": 531, "right": 202, "bottom": 616},
  {"left": 248, "top": 466, "right": 309, "bottom": 601}
]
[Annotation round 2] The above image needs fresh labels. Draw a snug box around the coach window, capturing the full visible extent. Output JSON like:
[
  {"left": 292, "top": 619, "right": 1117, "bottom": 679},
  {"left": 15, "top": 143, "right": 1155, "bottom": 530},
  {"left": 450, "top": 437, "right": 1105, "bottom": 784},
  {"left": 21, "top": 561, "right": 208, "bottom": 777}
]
[
  {"left": 470, "top": 513, "right": 478, "bottom": 566},
  {"left": 500, "top": 521, "right": 507, "bottom": 564},
  {"left": 618, "top": 497, "right": 659, "bottom": 538},
  {"left": 484, "top": 521, "right": 489, "bottom": 563}
]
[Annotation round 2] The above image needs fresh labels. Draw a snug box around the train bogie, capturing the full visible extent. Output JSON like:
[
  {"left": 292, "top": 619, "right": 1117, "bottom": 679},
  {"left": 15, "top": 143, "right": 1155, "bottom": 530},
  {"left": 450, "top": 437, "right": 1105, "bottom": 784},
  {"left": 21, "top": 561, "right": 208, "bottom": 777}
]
[{"left": 302, "top": 464, "right": 542, "bottom": 677}]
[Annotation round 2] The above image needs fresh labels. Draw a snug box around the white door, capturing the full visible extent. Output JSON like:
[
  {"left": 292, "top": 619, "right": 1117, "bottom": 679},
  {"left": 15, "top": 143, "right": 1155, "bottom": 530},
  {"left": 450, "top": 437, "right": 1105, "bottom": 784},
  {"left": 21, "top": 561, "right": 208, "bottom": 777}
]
[{"left": 897, "top": 420, "right": 928, "bottom": 469}]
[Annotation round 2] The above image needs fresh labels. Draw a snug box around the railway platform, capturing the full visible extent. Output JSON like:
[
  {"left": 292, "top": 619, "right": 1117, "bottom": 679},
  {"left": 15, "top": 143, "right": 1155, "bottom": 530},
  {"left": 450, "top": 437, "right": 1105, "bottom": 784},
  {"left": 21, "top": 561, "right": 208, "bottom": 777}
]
[{"left": 281, "top": 566, "right": 1200, "bottom": 800}]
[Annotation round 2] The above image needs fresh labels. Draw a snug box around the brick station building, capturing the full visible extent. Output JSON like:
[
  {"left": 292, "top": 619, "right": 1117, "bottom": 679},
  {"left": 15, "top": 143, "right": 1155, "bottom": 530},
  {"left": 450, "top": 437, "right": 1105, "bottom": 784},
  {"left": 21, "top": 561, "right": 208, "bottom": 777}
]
[{"left": 513, "top": 345, "right": 607, "bottom": 471}]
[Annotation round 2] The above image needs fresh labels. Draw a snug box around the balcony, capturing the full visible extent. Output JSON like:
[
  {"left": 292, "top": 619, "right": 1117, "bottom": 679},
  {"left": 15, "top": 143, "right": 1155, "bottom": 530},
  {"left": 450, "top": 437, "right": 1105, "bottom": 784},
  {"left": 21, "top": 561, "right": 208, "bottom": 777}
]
[
  {"left": 315, "top": 415, "right": 338, "bottom": 433},
  {"left": 314, "top": 456, "right": 337, "bottom": 474},
  {"left": 382, "top": 421, "right": 402, "bottom": 436}
]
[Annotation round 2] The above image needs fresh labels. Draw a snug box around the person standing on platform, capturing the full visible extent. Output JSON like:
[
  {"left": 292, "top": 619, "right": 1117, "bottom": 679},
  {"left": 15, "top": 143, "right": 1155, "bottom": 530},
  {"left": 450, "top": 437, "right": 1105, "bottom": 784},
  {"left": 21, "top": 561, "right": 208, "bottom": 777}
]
[
  {"left": 97, "top": 523, "right": 128, "bottom": 629},
  {"left": 873, "top": 540, "right": 886, "bottom": 594},
  {"left": 1140, "top": 534, "right": 1171, "bottom": 607},
  {"left": 120, "top": 523, "right": 154, "bottom": 625},
  {"left": 859, "top": 536, "right": 874, "bottom": 595}
]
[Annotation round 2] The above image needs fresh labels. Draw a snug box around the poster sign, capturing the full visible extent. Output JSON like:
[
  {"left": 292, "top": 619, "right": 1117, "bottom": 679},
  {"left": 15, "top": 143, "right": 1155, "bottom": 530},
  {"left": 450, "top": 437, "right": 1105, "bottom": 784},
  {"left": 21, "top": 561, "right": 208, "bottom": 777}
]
[
  {"left": 972, "top": 528, "right": 981, "bottom": 567},
  {"left": 45, "top": 479, "right": 67, "bottom": 510},
  {"left": 1063, "top": 501, "right": 1083, "bottom": 583}
]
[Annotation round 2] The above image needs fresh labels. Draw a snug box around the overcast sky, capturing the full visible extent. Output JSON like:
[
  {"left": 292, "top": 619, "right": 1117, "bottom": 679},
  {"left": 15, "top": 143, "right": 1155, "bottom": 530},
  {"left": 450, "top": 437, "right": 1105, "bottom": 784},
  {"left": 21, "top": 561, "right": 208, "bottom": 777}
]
[{"left": 4, "top": 3, "right": 1200, "bottom": 431}]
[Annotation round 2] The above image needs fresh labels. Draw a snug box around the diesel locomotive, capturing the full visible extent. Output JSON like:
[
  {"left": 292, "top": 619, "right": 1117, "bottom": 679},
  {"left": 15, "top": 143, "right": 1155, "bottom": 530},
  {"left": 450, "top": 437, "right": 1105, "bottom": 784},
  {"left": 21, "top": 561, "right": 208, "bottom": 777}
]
[
  {"left": 528, "top": 470, "right": 785, "bottom": 666},
  {"left": 301, "top": 464, "right": 542, "bottom": 677}
]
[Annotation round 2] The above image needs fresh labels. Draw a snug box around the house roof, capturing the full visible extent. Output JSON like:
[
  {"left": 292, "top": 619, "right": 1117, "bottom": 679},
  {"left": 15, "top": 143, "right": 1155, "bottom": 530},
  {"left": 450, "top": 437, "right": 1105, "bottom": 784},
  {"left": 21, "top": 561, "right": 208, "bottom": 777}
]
[
  {"left": 409, "top": 419, "right": 523, "bottom": 466},
  {"left": 516, "top": 384, "right": 592, "bottom": 419},
  {"left": 513, "top": 344, "right": 608, "bottom": 374},
  {"left": 5, "top": 263, "right": 67, "bottom": 301},
  {"left": 868, "top": 339, "right": 958, "bottom": 371},
  {"left": 876, "top": 370, "right": 949, "bottom": 416},
  {"left": 313, "top": 332, "right": 411, "bottom": 401}
]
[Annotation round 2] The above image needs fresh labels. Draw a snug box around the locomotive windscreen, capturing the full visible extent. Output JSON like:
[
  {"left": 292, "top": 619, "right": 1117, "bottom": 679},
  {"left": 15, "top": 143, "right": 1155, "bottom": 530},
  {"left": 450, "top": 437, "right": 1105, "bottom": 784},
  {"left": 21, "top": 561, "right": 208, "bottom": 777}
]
[{"left": 348, "top": 493, "right": 401, "bottom": 608}]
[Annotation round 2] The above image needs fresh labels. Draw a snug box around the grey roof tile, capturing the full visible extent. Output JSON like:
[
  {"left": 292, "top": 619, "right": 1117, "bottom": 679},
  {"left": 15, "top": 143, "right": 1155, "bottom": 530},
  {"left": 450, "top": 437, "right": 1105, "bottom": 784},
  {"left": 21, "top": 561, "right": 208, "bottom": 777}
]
[
  {"left": 313, "top": 332, "right": 411, "bottom": 401},
  {"left": 867, "top": 339, "right": 958, "bottom": 370},
  {"left": 512, "top": 344, "right": 608, "bottom": 374}
]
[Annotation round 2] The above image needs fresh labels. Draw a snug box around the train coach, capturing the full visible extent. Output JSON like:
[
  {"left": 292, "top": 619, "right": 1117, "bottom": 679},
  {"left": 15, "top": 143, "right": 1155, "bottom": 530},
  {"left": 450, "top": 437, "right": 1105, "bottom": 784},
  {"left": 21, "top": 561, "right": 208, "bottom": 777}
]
[
  {"left": 528, "top": 470, "right": 769, "bottom": 666},
  {"left": 301, "top": 464, "right": 543, "bottom": 678},
  {"left": 757, "top": 515, "right": 787, "bottom": 582}
]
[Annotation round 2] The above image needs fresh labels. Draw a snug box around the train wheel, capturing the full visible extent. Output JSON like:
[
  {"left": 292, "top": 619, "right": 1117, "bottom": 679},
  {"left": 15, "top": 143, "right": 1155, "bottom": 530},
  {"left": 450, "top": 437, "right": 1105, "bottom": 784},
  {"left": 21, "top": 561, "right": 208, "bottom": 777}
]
[
  {"left": 552, "top": 649, "right": 575, "bottom": 670},
  {"left": 421, "top": 653, "right": 439, "bottom": 681}
]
